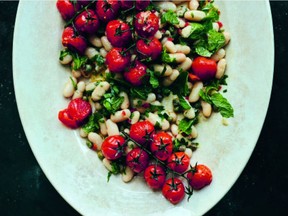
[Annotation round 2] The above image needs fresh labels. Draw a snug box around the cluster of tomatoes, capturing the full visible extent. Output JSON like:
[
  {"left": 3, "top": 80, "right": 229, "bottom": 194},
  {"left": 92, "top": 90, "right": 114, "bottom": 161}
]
[{"left": 101, "top": 120, "right": 212, "bottom": 204}]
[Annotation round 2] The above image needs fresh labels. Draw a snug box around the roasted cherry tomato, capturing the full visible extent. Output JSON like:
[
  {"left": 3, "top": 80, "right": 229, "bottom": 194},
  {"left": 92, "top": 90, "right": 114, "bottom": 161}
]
[
  {"left": 106, "top": 20, "right": 132, "bottom": 47},
  {"left": 144, "top": 164, "right": 166, "bottom": 190},
  {"left": 126, "top": 148, "right": 149, "bottom": 173},
  {"left": 162, "top": 178, "right": 185, "bottom": 205},
  {"left": 74, "top": 9, "right": 100, "bottom": 35},
  {"left": 135, "top": 11, "right": 159, "bottom": 38},
  {"left": 129, "top": 121, "right": 154, "bottom": 145},
  {"left": 106, "top": 48, "right": 131, "bottom": 73},
  {"left": 136, "top": 37, "right": 162, "bottom": 61},
  {"left": 135, "top": 0, "right": 150, "bottom": 11},
  {"left": 95, "top": 0, "right": 121, "bottom": 23},
  {"left": 191, "top": 56, "right": 217, "bottom": 81},
  {"left": 124, "top": 61, "right": 148, "bottom": 86},
  {"left": 62, "top": 26, "right": 87, "bottom": 54},
  {"left": 150, "top": 132, "right": 173, "bottom": 161},
  {"left": 101, "top": 135, "right": 126, "bottom": 160},
  {"left": 120, "top": 0, "right": 134, "bottom": 10},
  {"left": 187, "top": 164, "right": 213, "bottom": 190},
  {"left": 120, "top": 0, "right": 150, "bottom": 10},
  {"left": 167, "top": 152, "right": 190, "bottom": 174},
  {"left": 56, "top": 0, "right": 80, "bottom": 21},
  {"left": 58, "top": 98, "right": 92, "bottom": 128}
]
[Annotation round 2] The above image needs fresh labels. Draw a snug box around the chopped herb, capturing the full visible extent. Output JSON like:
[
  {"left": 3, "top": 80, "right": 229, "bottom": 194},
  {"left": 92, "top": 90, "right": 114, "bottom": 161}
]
[
  {"left": 92, "top": 54, "right": 105, "bottom": 66},
  {"left": 161, "top": 10, "right": 180, "bottom": 25},
  {"left": 161, "top": 49, "right": 176, "bottom": 64},
  {"left": 81, "top": 113, "right": 103, "bottom": 134},
  {"left": 170, "top": 71, "right": 189, "bottom": 96},
  {"left": 178, "top": 95, "right": 191, "bottom": 110},
  {"left": 178, "top": 118, "right": 197, "bottom": 135}
]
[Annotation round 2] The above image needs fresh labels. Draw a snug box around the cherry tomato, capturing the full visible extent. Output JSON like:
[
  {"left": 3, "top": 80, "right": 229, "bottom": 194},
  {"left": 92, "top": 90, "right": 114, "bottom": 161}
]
[
  {"left": 167, "top": 152, "right": 190, "bottom": 174},
  {"left": 78, "top": 0, "right": 91, "bottom": 6},
  {"left": 124, "top": 61, "right": 147, "bottom": 86},
  {"left": 58, "top": 98, "right": 92, "bottom": 128},
  {"left": 62, "top": 26, "right": 87, "bottom": 54},
  {"left": 101, "top": 135, "right": 126, "bottom": 160},
  {"left": 129, "top": 121, "right": 154, "bottom": 145},
  {"left": 135, "top": 0, "right": 150, "bottom": 11},
  {"left": 136, "top": 37, "right": 162, "bottom": 61},
  {"left": 106, "top": 20, "right": 132, "bottom": 47},
  {"left": 95, "top": 0, "right": 121, "bottom": 23},
  {"left": 144, "top": 164, "right": 166, "bottom": 190},
  {"left": 74, "top": 9, "right": 100, "bottom": 35},
  {"left": 56, "top": 0, "right": 80, "bottom": 21},
  {"left": 162, "top": 178, "right": 185, "bottom": 205},
  {"left": 191, "top": 56, "right": 217, "bottom": 81},
  {"left": 188, "top": 73, "right": 201, "bottom": 82},
  {"left": 135, "top": 11, "right": 159, "bottom": 38},
  {"left": 150, "top": 132, "right": 173, "bottom": 161},
  {"left": 120, "top": 0, "right": 134, "bottom": 10},
  {"left": 126, "top": 148, "right": 149, "bottom": 173},
  {"left": 106, "top": 48, "right": 131, "bottom": 73},
  {"left": 187, "top": 164, "right": 213, "bottom": 190}
]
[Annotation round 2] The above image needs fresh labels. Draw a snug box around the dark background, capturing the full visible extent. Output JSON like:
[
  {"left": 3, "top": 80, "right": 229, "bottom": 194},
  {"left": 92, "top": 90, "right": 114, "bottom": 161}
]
[{"left": 1, "top": 1, "right": 287, "bottom": 215}]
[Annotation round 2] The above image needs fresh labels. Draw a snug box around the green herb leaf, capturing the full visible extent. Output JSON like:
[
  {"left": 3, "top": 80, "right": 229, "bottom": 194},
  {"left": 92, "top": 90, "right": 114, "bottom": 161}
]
[
  {"left": 130, "top": 87, "right": 151, "bottom": 100},
  {"left": 188, "top": 23, "right": 205, "bottom": 40},
  {"left": 178, "top": 95, "right": 191, "bottom": 110},
  {"left": 81, "top": 113, "right": 103, "bottom": 134},
  {"left": 92, "top": 54, "right": 105, "bottom": 66},
  {"left": 59, "top": 49, "right": 71, "bottom": 61},
  {"left": 178, "top": 118, "right": 197, "bottom": 135},
  {"left": 207, "top": 30, "right": 226, "bottom": 52},
  {"left": 72, "top": 54, "right": 88, "bottom": 70},
  {"left": 161, "top": 10, "right": 180, "bottom": 25},
  {"left": 103, "top": 96, "right": 124, "bottom": 114},
  {"left": 147, "top": 69, "right": 160, "bottom": 89},
  {"left": 210, "top": 93, "right": 234, "bottom": 118},
  {"left": 161, "top": 49, "right": 176, "bottom": 63},
  {"left": 170, "top": 71, "right": 189, "bottom": 96}
]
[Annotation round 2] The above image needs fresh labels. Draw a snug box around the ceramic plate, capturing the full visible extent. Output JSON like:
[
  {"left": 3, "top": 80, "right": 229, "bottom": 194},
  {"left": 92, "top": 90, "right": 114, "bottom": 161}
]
[{"left": 13, "top": 0, "right": 274, "bottom": 215}]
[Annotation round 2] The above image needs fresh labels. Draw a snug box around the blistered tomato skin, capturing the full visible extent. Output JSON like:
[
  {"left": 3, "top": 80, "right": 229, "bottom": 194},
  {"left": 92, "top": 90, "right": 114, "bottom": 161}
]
[
  {"left": 56, "top": 0, "right": 80, "bottom": 21},
  {"left": 135, "top": 11, "right": 159, "bottom": 38},
  {"left": 124, "top": 61, "right": 148, "bottom": 86},
  {"left": 150, "top": 132, "right": 173, "bottom": 161},
  {"left": 126, "top": 148, "right": 149, "bottom": 173},
  {"left": 162, "top": 178, "right": 185, "bottom": 205},
  {"left": 106, "top": 48, "right": 131, "bottom": 73},
  {"left": 62, "top": 26, "right": 87, "bottom": 55},
  {"left": 187, "top": 164, "right": 213, "bottom": 190},
  {"left": 58, "top": 109, "right": 79, "bottom": 129},
  {"left": 96, "top": 0, "right": 121, "bottom": 23},
  {"left": 74, "top": 9, "right": 100, "bottom": 35},
  {"left": 136, "top": 37, "right": 162, "bottom": 61},
  {"left": 129, "top": 121, "right": 155, "bottom": 145},
  {"left": 135, "top": 0, "right": 150, "bottom": 11},
  {"left": 191, "top": 56, "right": 217, "bottom": 81},
  {"left": 144, "top": 165, "right": 166, "bottom": 190},
  {"left": 101, "top": 135, "right": 126, "bottom": 160},
  {"left": 120, "top": 0, "right": 134, "bottom": 9},
  {"left": 167, "top": 152, "right": 190, "bottom": 174},
  {"left": 106, "top": 20, "right": 132, "bottom": 47}
]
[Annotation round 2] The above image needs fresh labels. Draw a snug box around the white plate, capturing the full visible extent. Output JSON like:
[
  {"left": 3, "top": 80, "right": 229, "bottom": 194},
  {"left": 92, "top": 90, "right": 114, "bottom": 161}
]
[{"left": 13, "top": 0, "right": 274, "bottom": 215}]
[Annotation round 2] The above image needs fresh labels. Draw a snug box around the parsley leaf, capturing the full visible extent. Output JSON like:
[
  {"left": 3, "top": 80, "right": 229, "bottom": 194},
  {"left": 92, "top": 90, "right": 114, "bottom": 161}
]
[
  {"left": 92, "top": 54, "right": 105, "bottom": 66},
  {"left": 147, "top": 69, "right": 159, "bottom": 89},
  {"left": 81, "top": 113, "right": 103, "bottom": 134},
  {"left": 161, "top": 49, "right": 176, "bottom": 63},
  {"left": 161, "top": 10, "right": 180, "bottom": 25}
]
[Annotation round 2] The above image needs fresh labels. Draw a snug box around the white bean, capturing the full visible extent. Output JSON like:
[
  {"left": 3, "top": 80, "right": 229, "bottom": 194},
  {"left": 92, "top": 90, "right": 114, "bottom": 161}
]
[
  {"left": 188, "top": 81, "right": 203, "bottom": 102},
  {"left": 201, "top": 100, "right": 212, "bottom": 118},
  {"left": 175, "top": 44, "right": 191, "bottom": 55},
  {"left": 154, "top": 30, "right": 163, "bottom": 39},
  {"left": 178, "top": 57, "right": 192, "bottom": 71},
  {"left": 88, "top": 132, "right": 103, "bottom": 150},
  {"left": 122, "top": 166, "right": 134, "bottom": 183},
  {"left": 180, "top": 25, "right": 192, "bottom": 38},
  {"left": 79, "top": 128, "right": 88, "bottom": 138},
  {"left": 176, "top": 2, "right": 189, "bottom": 17},
  {"left": 99, "top": 121, "right": 108, "bottom": 136},
  {"left": 163, "top": 41, "right": 177, "bottom": 53},
  {"left": 168, "top": 53, "right": 186, "bottom": 63},
  {"left": 175, "top": 18, "right": 186, "bottom": 28},
  {"left": 145, "top": 113, "right": 170, "bottom": 131},
  {"left": 171, "top": 124, "right": 179, "bottom": 136},
  {"left": 88, "top": 35, "right": 102, "bottom": 48},
  {"left": 85, "top": 82, "right": 97, "bottom": 92},
  {"left": 72, "top": 81, "right": 85, "bottom": 99},
  {"left": 156, "top": 1, "right": 177, "bottom": 11},
  {"left": 130, "top": 111, "right": 140, "bottom": 125},
  {"left": 211, "top": 48, "right": 226, "bottom": 62},
  {"left": 146, "top": 93, "right": 156, "bottom": 103},
  {"left": 91, "top": 81, "right": 110, "bottom": 101},
  {"left": 216, "top": 58, "right": 227, "bottom": 79},
  {"left": 63, "top": 77, "right": 76, "bottom": 98},
  {"left": 184, "top": 10, "right": 206, "bottom": 21},
  {"left": 176, "top": 113, "right": 184, "bottom": 125},
  {"left": 172, "top": 0, "right": 187, "bottom": 5},
  {"left": 106, "top": 119, "right": 119, "bottom": 136},
  {"left": 101, "top": 36, "right": 112, "bottom": 51},
  {"left": 60, "top": 54, "right": 72, "bottom": 65},
  {"left": 184, "top": 108, "right": 195, "bottom": 119},
  {"left": 110, "top": 109, "right": 131, "bottom": 123},
  {"left": 161, "top": 93, "right": 175, "bottom": 112},
  {"left": 185, "top": 148, "right": 193, "bottom": 158},
  {"left": 94, "top": 102, "right": 102, "bottom": 111},
  {"left": 85, "top": 47, "right": 99, "bottom": 59},
  {"left": 103, "top": 158, "right": 113, "bottom": 171},
  {"left": 223, "top": 31, "right": 231, "bottom": 45},
  {"left": 120, "top": 92, "right": 129, "bottom": 109},
  {"left": 189, "top": 0, "right": 199, "bottom": 10},
  {"left": 169, "top": 112, "right": 177, "bottom": 122},
  {"left": 212, "top": 22, "right": 220, "bottom": 32},
  {"left": 187, "top": 82, "right": 193, "bottom": 90},
  {"left": 152, "top": 64, "right": 173, "bottom": 76},
  {"left": 99, "top": 48, "right": 107, "bottom": 57},
  {"left": 190, "top": 126, "right": 198, "bottom": 138}
]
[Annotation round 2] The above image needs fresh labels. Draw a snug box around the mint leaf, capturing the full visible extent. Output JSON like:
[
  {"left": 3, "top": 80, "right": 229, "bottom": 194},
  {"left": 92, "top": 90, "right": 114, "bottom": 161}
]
[
  {"left": 161, "top": 49, "right": 176, "bottom": 63},
  {"left": 161, "top": 10, "right": 180, "bottom": 25},
  {"left": 207, "top": 30, "right": 225, "bottom": 52},
  {"left": 210, "top": 93, "right": 234, "bottom": 118},
  {"left": 170, "top": 71, "right": 189, "bottom": 96},
  {"left": 81, "top": 113, "right": 103, "bottom": 134},
  {"left": 178, "top": 118, "right": 197, "bottom": 135},
  {"left": 103, "top": 96, "right": 124, "bottom": 114},
  {"left": 188, "top": 23, "right": 205, "bottom": 40},
  {"left": 147, "top": 69, "right": 159, "bottom": 89},
  {"left": 178, "top": 95, "right": 191, "bottom": 110}
]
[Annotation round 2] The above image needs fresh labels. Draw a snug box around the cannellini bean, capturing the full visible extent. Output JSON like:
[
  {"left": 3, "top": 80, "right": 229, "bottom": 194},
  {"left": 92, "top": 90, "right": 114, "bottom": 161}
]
[
  {"left": 122, "top": 166, "right": 134, "bottom": 183},
  {"left": 175, "top": 18, "right": 186, "bottom": 28},
  {"left": 163, "top": 41, "right": 177, "bottom": 53},
  {"left": 103, "top": 158, "right": 113, "bottom": 171},
  {"left": 189, "top": 0, "right": 199, "bottom": 10},
  {"left": 152, "top": 64, "right": 173, "bottom": 76},
  {"left": 185, "top": 148, "right": 193, "bottom": 158},
  {"left": 106, "top": 119, "right": 119, "bottom": 136},
  {"left": 184, "top": 10, "right": 206, "bottom": 21},
  {"left": 181, "top": 25, "right": 192, "bottom": 38},
  {"left": 223, "top": 31, "right": 231, "bottom": 45},
  {"left": 211, "top": 48, "right": 226, "bottom": 62},
  {"left": 130, "top": 111, "right": 140, "bottom": 124},
  {"left": 169, "top": 112, "right": 177, "bottom": 122},
  {"left": 60, "top": 54, "right": 72, "bottom": 65},
  {"left": 79, "top": 128, "right": 88, "bottom": 138},
  {"left": 171, "top": 124, "right": 179, "bottom": 136},
  {"left": 176, "top": 2, "right": 189, "bottom": 17},
  {"left": 63, "top": 77, "right": 76, "bottom": 98},
  {"left": 163, "top": 69, "right": 180, "bottom": 86},
  {"left": 173, "top": 0, "right": 187, "bottom": 5},
  {"left": 188, "top": 81, "right": 203, "bottom": 102},
  {"left": 101, "top": 36, "right": 112, "bottom": 51},
  {"left": 72, "top": 81, "right": 86, "bottom": 99},
  {"left": 190, "top": 126, "right": 198, "bottom": 138},
  {"left": 151, "top": 100, "right": 162, "bottom": 106},
  {"left": 145, "top": 113, "right": 170, "bottom": 131},
  {"left": 178, "top": 57, "right": 192, "bottom": 71},
  {"left": 161, "top": 93, "right": 175, "bottom": 112},
  {"left": 94, "top": 102, "right": 102, "bottom": 111},
  {"left": 187, "top": 82, "right": 193, "bottom": 90},
  {"left": 201, "top": 100, "right": 212, "bottom": 118},
  {"left": 216, "top": 58, "right": 227, "bottom": 79},
  {"left": 85, "top": 82, "right": 97, "bottom": 91},
  {"left": 154, "top": 30, "right": 163, "bottom": 39},
  {"left": 161, "top": 37, "right": 169, "bottom": 45},
  {"left": 71, "top": 62, "right": 82, "bottom": 78},
  {"left": 120, "top": 92, "right": 129, "bottom": 109},
  {"left": 99, "top": 48, "right": 107, "bottom": 57},
  {"left": 88, "top": 132, "right": 103, "bottom": 150},
  {"left": 156, "top": 1, "right": 177, "bottom": 11},
  {"left": 184, "top": 108, "right": 195, "bottom": 119},
  {"left": 175, "top": 44, "right": 191, "bottom": 55},
  {"left": 99, "top": 121, "right": 108, "bottom": 136},
  {"left": 146, "top": 93, "right": 156, "bottom": 103},
  {"left": 168, "top": 53, "right": 186, "bottom": 63},
  {"left": 176, "top": 113, "right": 184, "bottom": 125},
  {"left": 212, "top": 22, "right": 219, "bottom": 31},
  {"left": 85, "top": 47, "right": 99, "bottom": 59},
  {"left": 111, "top": 109, "right": 131, "bottom": 123},
  {"left": 88, "top": 35, "right": 102, "bottom": 48},
  {"left": 91, "top": 81, "right": 110, "bottom": 101}
]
